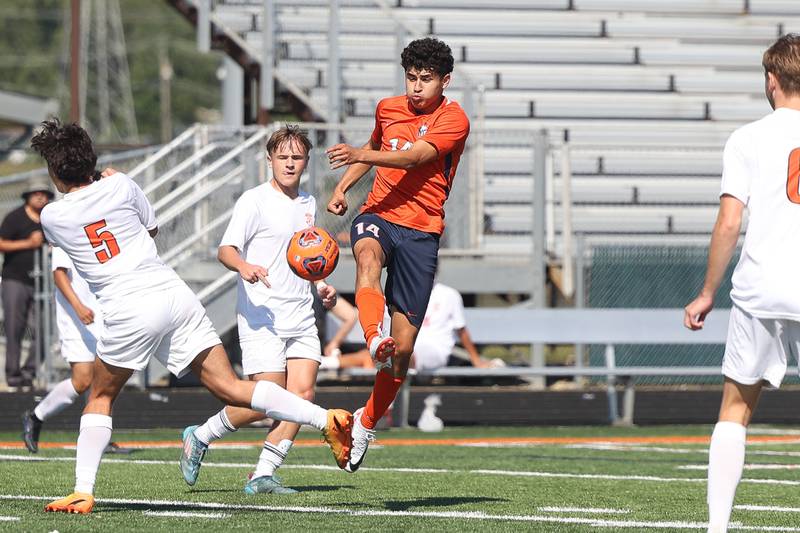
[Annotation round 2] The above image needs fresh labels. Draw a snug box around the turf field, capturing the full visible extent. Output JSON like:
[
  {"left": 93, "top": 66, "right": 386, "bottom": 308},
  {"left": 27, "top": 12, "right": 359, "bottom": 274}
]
[{"left": 1, "top": 425, "right": 800, "bottom": 531}]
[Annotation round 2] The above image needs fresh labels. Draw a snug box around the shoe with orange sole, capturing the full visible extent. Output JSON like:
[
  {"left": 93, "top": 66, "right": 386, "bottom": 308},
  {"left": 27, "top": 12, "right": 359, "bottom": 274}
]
[
  {"left": 322, "top": 409, "right": 353, "bottom": 469},
  {"left": 44, "top": 492, "right": 95, "bottom": 514}
]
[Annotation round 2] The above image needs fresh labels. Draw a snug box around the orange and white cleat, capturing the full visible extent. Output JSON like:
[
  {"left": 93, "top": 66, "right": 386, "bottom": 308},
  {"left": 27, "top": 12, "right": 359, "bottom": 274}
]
[
  {"left": 44, "top": 492, "right": 95, "bottom": 514},
  {"left": 368, "top": 333, "right": 396, "bottom": 370},
  {"left": 322, "top": 409, "right": 353, "bottom": 469}
]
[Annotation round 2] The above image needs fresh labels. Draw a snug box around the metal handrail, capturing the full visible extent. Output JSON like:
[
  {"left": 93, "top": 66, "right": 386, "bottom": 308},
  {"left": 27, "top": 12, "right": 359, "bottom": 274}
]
[
  {"left": 152, "top": 128, "right": 269, "bottom": 213},
  {"left": 128, "top": 125, "right": 198, "bottom": 180},
  {"left": 144, "top": 143, "right": 219, "bottom": 197},
  {"left": 163, "top": 208, "right": 234, "bottom": 267}
]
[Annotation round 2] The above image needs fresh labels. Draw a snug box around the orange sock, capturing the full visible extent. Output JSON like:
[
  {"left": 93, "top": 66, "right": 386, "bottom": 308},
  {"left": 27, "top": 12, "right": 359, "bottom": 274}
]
[
  {"left": 361, "top": 370, "right": 404, "bottom": 430},
  {"left": 355, "top": 287, "right": 386, "bottom": 346}
]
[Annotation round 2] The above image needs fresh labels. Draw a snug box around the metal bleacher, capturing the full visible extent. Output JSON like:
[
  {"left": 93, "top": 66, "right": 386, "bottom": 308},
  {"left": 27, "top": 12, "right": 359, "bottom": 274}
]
[{"left": 180, "top": 0, "right": 800, "bottom": 263}]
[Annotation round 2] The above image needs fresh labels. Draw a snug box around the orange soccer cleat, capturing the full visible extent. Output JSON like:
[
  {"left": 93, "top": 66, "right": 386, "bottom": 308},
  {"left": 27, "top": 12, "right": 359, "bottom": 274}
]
[
  {"left": 44, "top": 492, "right": 95, "bottom": 514},
  {"left": 322, "top": 409, "right": 353, "bottom": 469}
]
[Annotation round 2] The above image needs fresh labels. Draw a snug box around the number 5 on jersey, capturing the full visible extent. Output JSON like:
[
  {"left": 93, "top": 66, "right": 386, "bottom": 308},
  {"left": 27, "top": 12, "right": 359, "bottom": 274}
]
[{"left": 84, "top": 220, "right": 120, "bottom": 263}]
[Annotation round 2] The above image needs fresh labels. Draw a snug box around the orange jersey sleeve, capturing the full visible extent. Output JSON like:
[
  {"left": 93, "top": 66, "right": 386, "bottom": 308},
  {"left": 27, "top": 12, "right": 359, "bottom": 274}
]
[{"left": 362, "top": 96, "right": 470, "bottom": 234}]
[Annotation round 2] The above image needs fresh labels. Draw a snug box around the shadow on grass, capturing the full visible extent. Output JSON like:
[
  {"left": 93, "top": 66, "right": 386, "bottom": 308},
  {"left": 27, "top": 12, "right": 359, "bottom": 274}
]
[
  {"left": 291, "top": 485, "right": 356, "bottom": 493},
  {"left": 385, "top": 496, "right": 507, "bottom": 511}
]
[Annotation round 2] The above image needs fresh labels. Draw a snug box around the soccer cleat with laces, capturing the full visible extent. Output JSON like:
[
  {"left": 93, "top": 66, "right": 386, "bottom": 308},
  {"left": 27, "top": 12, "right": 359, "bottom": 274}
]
[
  {"left": 179, "top": 425, "right": 207, "bottom": 486},
  {"left": 345, "top": 407, "right": 375, "bottom": 473},
  {"left": 321, "top": 409, "right": 353, "bottom": 469},
  {"left": 44, "top": 492, "right": 95, "bottom": 514},
  {"left": 244, "top": 473, "right": 298, "bottom": 495},
  {"left": 368, "top": 333, "right": 396, "bottom": 371},
  {"left": 21, "top": 410, "right": 42, "bottom": 453}
]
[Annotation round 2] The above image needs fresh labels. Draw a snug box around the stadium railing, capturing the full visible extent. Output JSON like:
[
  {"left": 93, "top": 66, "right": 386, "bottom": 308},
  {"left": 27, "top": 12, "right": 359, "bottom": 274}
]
[{"left": 324, "top": 308, "right": 798, "bottom": 427}]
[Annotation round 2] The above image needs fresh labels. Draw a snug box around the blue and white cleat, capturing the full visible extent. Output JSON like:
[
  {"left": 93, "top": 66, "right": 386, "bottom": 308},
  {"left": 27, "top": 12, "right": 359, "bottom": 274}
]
[
  {"left": 244, "top": 473, "right": 298, "bottom": 495},
  {"left": 179, "top": 425, "right": 207, "bottom": 486}
]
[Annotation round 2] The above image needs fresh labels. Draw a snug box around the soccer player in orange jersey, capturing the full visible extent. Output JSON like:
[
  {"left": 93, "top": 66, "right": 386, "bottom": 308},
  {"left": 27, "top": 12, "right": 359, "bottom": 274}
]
[{"left": 326, "top": 37, "right": 469, "bottom": 472}]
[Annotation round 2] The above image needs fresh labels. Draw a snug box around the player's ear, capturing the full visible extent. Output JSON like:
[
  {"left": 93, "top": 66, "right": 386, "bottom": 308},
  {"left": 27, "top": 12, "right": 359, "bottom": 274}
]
[
  {"left": 766, "top": 71, "right": 779, "bottom": 94},
  {"left": 440, "top": 73, "right": 451, "bottom": 91}
]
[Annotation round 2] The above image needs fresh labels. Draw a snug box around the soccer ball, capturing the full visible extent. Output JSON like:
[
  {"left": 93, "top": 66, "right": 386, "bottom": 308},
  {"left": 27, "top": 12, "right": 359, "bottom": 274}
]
[{"left": 286, "top": 226, "right": 340, "bottom": 281}]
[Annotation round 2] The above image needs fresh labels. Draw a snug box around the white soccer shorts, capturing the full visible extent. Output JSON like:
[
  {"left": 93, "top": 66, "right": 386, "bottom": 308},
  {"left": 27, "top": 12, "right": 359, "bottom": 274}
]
[
  {"left": 96, "top": 282, "right": 221, "bottom": 378},
  {"left": 60, "top": 336, "right": 97, "bottom": 364},
  {"left": 412, "top": 336, "right": 451, "bottom": 371},
  {"left": 723, "top": 304, "right": 800, "bottom": 388},
  {"left": 240, "top": 331, "right": 321, "bottom": 375}
]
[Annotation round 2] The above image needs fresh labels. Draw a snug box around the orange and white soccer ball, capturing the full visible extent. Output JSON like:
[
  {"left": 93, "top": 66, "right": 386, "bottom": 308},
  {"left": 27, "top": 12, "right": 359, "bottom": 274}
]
[{"left": 286, "top": 226, "right": 339, "bottom": 281}]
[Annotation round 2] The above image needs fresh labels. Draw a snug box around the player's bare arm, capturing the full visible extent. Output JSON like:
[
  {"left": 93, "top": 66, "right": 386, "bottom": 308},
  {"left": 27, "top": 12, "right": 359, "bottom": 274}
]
[
  {"left": 327, "top": 138, "right": 438, "bottom": 171},
  {"left": 53, "top": 267, "right": 95, "bottom": 325},
  {"left": 684, "top": 194, "right": 744, "bottom": 330},
  {"left": 0, "top": 230, "right": 44, "bottom": 253},
  {"left": 218, "top": 244, "right": 270, "bottom": 287},
  {"left": 327, "top": 140, "right": 378, "bottom": 215}
]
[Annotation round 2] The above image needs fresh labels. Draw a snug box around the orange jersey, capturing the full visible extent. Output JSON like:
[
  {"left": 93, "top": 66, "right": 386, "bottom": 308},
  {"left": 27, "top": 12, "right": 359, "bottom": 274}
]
[{"left": 362, "top": 95, "right": 470, "bottom": 234}]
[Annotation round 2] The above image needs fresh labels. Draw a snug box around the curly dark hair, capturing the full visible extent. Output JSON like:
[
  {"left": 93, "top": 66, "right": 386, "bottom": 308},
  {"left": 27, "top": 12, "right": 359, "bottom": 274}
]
[
  {"left": 30, "top": 119, "right": 98, "bottom": 185},
  {"left": 401, "top": 37, "right": 454, "bottom": 77}
]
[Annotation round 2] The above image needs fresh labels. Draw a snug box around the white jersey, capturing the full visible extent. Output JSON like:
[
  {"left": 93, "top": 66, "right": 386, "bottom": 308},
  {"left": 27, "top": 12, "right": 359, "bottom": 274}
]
[
  {"left": 51, "top": 246, "right": 102, "bottom": 342},
  {"left": 220, "top": 181, "right": 317, "bottom": 339},
  {"left": 416, "top": 283, "right": 466, "bottom": 356},
  {"left": 723, "top": 107, "right": 800, "bottom": 320},
  {"left": 41, "top": 173, "right": 184, "bottom": 306}
]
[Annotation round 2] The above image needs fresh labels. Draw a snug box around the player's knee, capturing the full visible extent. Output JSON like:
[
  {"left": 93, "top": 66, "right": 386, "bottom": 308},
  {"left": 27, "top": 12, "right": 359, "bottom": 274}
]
[
  {"left": 71, "top": 374, "right": 92, "bottom": 394},
  {"left": 287, "top": 386, "right": 315, "bottom": 403},
  {"left": 394, "top": 340, "right": 414, "bottom": 359}
]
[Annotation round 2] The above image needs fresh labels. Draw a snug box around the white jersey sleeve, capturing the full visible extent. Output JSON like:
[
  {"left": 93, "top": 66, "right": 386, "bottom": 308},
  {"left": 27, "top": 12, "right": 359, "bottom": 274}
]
[
  {"left": 131, "top": 179, "right": 157, "bottom": 231},
  {"left": 720, "top": 129, "right": 754, "bottom": 204},
  {"left": 51, "top": 245, "right": 72, "bottom": 272},
  {"left": 448, "top": 286, "right": 467, "bottom": 331},
  {"left": 220, "top": 193, "right": 259, "bottom": 251}
]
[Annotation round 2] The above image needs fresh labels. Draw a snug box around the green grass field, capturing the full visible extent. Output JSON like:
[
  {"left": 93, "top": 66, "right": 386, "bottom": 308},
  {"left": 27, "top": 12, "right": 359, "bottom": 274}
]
[{"left": 1, "top": 425, "right": 799, "bottom": 531}]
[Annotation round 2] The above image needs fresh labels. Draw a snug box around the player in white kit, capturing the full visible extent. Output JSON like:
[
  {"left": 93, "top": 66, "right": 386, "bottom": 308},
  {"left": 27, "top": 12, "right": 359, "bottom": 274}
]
[
  {"left": 30, "top": 119, "right": 352, "bottom": 515},
  {"left": 181, "top": 125, "right": 338, "bottom": 494},
  {"left": 21, "top": 247, "right": 102, "bottom": 453},
  {"left": 684, "top": 34, "right": 800, "bottom": 533}
]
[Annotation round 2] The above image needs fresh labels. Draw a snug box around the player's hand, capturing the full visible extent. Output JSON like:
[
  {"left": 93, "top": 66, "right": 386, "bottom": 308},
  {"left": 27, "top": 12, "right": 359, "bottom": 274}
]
[
  {"left": 76, "top": 304, "right": 95, "bottom": 325},
  {"left": 326, "top": 143, "right": 361, "bottom": 170},
  {"left": 28, "top": 231, "right": 44, "bottom": 248},
  {"left": 327, "top": 188, "right": 348, "bottom": 216},
  {"left": 317, "top": 282, "right": 337, "bottom": 309},
  {"left": 684, "top": 293, "right": 713, "bottom": 330},
  {"left": 101, "top": 167, "right": 117, "bottom": 178},
  {"left": 323, "top": 341, "right": 341, "bottom": 357},
  {"left": 239, "top": 262, "right": 270, "bottom": 288}
]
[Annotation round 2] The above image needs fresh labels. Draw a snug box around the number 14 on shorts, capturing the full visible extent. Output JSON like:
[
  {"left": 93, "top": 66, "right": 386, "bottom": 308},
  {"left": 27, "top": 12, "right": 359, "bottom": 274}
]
[{"left": 355, "top": 222, "right": 380, "bottom": 238}]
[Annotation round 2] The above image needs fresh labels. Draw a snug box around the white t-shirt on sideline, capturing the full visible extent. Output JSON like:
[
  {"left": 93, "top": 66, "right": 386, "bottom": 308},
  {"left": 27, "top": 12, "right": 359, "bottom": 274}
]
[
  {"left": 51, "top": 246, "right": 102, "bottom": 342},
  {"left": 414, "top": 283, "right": 466, "bottom": 369},
  {"left": 723, "top": 107, "right": 800, "bottom": 320},
  {"left": 220, "top": 181, "right": 317, "bottom": 339}
]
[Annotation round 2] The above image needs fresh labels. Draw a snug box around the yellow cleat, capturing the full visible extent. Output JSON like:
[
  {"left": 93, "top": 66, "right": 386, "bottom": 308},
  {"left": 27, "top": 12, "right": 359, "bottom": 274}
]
[
  {"left": 44, "top": 492, "right": 95, "bottom": 514},
  {"left": 322, "top": 409, "right": 353, "bottom": 469}
]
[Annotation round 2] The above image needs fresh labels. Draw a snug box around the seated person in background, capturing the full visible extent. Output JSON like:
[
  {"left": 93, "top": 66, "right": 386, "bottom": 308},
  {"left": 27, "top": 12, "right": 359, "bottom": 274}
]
[
  {"left": 320, "top": 295, "right": 374, "bottom": 370},
  {"left": 411, "top": 282, "right": 494, "bottom": 371},
  {"left": 321, "top": 282, "right": 498, "bottom": 371}
]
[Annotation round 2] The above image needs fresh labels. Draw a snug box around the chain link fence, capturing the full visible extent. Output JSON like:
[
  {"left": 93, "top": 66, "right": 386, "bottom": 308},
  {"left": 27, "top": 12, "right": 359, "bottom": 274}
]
[{"left": 581, "top": 243, "right": 743, "bottom": 385}]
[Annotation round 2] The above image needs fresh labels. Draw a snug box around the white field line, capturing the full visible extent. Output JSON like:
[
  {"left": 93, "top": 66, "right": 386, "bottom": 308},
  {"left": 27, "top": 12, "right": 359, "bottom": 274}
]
[
  {"left": 747, "top": 428, "right": 800, "bottom": 436},
  {"left": 736, "top": 505, "right": 800, "bottom": 513},
  {"left": 538, "top": 506, "right": 630, "bottom": 514},
  {"left": 143, "top": 510, "right": 230, "bottom": 519},
  {"left": 0, "top": 516, "right": 19, "bottom": 521},
  {"left": 3, "top": 453, "right": 800, "bottom": 486},
  {"left": 1, "top": 494, "right": 798, "bottom": 531},
  {"left": 680, "top": 464, "right": 800, "bottom": 471},
  {"left": 568, "top": 444, "right": 800, "bottom": 459}
]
